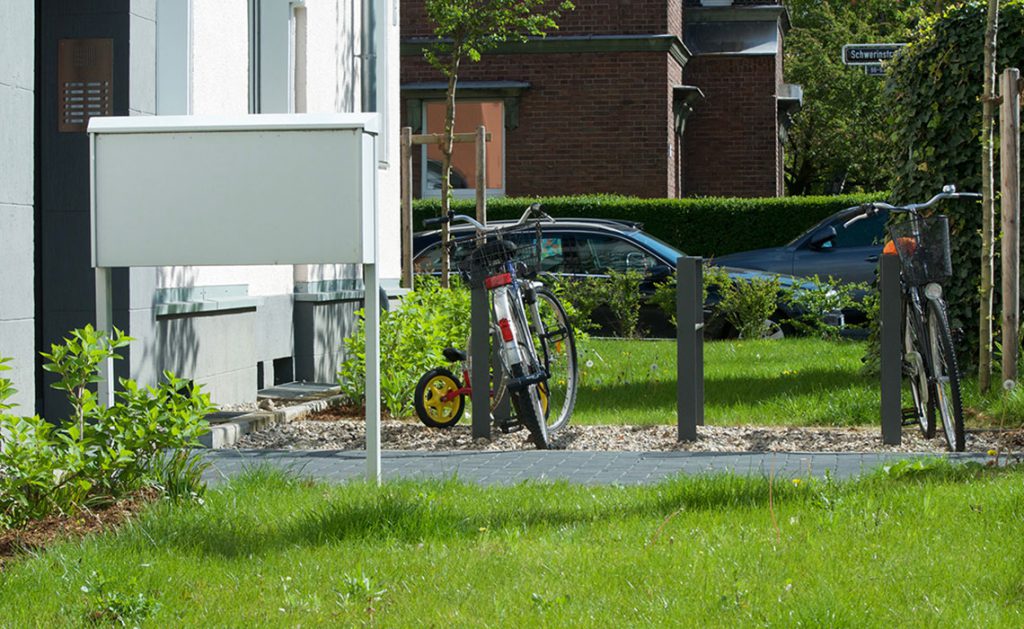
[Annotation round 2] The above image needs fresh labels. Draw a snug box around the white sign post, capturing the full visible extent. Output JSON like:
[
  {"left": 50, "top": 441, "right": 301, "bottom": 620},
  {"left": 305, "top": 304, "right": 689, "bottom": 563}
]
[{"left": 89, "top": 114, "right": 383, "bottom": 483}]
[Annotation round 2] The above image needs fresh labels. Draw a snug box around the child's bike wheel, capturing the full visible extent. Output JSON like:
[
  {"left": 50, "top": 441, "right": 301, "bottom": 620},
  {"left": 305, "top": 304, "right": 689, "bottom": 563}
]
[{"left": 415, "top": 367, "right": 465, "bottom": 428}]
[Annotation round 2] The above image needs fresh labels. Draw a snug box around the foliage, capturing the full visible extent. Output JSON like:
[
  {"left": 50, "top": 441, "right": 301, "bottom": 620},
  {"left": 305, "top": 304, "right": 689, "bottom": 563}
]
[
  {"left": 0, "top": 356, "right": 15, "bottom": 411},
  {"left": 650, "top": 263, "right": 729, "bottom": 328},
  {"left": 887, "top": 0, "right": 1024, "bottom": 368},
  {"left": 0, "top": 329, "right": 213, "bottom": 530},
  {"left": 718, "top": 276, "right": 783, "bottom": 340},
  {"left": 80, "top": 571, "right": 160, "bottom": 626},
  {"left": 548, "top": 270, "right": 644, "bottom": 338},
  {"left": 414, "top": 193, "right": 885, "bottom": 258},
  {"left": 338, "top": 277, "right": 471, "bottom": 417},
  {"left": 783, "top": 0, "right": 938, "bottom": 194},
  {"left": 781, "top": 276, "right": 874, "bottom": 338}
]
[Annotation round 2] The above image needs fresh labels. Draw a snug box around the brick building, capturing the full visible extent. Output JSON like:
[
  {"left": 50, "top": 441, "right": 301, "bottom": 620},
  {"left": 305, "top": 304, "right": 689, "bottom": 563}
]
[{"left": 400, "top": 0, "right": 799, "bottom": 199}]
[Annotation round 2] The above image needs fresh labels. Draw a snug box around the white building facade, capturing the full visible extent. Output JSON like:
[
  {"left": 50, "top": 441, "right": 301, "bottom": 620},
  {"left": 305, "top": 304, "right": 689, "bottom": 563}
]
[{"left": 1, "top": 0, "right": 400, "bottom": 417}]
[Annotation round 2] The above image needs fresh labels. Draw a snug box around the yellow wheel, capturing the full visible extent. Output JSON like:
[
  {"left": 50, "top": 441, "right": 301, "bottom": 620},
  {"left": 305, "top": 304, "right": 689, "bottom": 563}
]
[{"left": 414, "top": 368, "right": 464, "bottom": 428}]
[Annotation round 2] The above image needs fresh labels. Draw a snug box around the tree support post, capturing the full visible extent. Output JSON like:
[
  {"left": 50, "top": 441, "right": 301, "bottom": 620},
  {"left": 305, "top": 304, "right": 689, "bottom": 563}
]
[{"left": 1001, "top": 67, "right": 1021, "bottom": 382}]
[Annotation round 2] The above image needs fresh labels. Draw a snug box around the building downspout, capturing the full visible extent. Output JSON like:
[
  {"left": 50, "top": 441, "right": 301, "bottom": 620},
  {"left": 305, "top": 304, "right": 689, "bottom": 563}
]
[{"left": 361, "top": 0, "right": 389, "bottom": 166}]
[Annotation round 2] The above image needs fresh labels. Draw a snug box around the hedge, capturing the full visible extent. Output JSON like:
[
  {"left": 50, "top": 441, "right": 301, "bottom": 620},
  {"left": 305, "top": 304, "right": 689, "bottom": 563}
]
[{"left": 413, "top": 193, "right": 886, "bottom": 258}]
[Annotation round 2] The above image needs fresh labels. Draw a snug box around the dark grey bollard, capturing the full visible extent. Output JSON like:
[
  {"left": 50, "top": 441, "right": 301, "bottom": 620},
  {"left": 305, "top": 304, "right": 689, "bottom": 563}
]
[
  {"left": 471, "top": 285, "right": 491, "bottom": 439},
  {"left": 677, "top": 256, "right": 704, "bottom": 441},
  {"left": 880, "top": 254, "right": 902, "bottom": 445}
]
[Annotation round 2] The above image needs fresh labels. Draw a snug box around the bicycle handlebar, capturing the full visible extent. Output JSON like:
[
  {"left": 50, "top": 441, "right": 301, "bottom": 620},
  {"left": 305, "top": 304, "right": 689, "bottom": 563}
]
[
  {"left": 423, "top": 203, "right": 555, "bottom": 233},
  {"left": 842, "top": 185, "right": 982, "bottom": 228}
]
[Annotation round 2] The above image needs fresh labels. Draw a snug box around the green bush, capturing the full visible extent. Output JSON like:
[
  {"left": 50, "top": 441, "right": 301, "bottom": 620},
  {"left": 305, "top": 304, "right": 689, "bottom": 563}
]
[
  {"left": 338, "top": 277, "right": 471, "bottom": 417},
  {"left": 719, "top": 276, "right": 782, "bottom": 340},
  {"left": 887, "top": 0, "right": 1024, "bottom": 367},
  {"left": 781, "top": 276, "right": 873, "bottom": 338},
  {"left": 650, "top": 263, "right": 729, "bottom": 328},
  {"left": 0, "top": 326, "right": 213, "bottom": 530},
  {"left": 414, "top": 193, "right": 885, "bottom": 258},
  {"left": 548, "top": 270, "right": 645, "bottom": 338}
]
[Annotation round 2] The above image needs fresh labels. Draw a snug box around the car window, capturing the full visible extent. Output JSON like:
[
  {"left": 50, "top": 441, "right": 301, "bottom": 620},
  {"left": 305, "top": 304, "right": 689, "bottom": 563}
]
[
  {"left": 413, "top": 239, "right": 474, "bottom": 274},
  {"left": 574, "top": 234, "right": 657, "bottom": 273},
  {"left": 831, "top": 211, "right": 887, "bottom": 248}
]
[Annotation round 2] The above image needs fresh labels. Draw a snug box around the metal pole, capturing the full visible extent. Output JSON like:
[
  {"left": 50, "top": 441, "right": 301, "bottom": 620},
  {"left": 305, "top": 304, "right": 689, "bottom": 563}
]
[
  {"left": 677, "top": 256, "right": 703, "bottom": 441},
  {"left": 471, "top": 286, "right": 491, "bottom": 439},
  {"left": 364, "top": 262, "right": 382, "bottom": 483},
  {"left": 1001, "top": 68, "right": 1021, "bottom": 381},
  {"left": 880, "top": 254, "right": 902, "bottom": 445},
  {"left": 95, "top": 267, "right": 115, "bottom": 408}
]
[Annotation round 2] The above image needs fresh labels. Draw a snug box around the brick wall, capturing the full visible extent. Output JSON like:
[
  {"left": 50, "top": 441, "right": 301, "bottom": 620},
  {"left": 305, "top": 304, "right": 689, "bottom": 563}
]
[
  {"left": 403, "top": 0, "right": 683, "bottom": 39},
  {"left": 404, "top": 51, "right": 678, "bottom": 198},
  {"left": 682, "top": 54, "right": 780, "bottom": 197}
]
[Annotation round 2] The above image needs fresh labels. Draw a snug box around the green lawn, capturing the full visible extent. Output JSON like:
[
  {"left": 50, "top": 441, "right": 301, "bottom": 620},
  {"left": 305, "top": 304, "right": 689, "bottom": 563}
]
[
  {"left": 575, "top": 338, "right": 879, "bottom": 426},
  {"left": 1, "top": 466, "right": 1022, "bottom": 626}
]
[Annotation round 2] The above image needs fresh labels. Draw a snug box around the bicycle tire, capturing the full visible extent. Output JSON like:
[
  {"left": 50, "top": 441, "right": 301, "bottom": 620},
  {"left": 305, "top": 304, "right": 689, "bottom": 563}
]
[
  {"left": 529, "top": 286, "right": 578, "bottom": 433},
  {"left": 414, "top": 367, "right": 464, "bottom": 428},
  {"left": 903, "top": 302, "right": 935, "bottom": 438},
  {"left": 508, "top": 364, "right": 549, "bottom": 449},
  {"left": 927, "top": 299, "right": 965, "bottom": 451}
]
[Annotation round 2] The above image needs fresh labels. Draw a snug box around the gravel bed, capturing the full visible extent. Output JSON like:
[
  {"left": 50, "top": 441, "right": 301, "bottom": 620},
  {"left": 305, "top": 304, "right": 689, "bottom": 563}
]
[{"left": 234, "top": 409, "right": 1024, "bottom": 455}]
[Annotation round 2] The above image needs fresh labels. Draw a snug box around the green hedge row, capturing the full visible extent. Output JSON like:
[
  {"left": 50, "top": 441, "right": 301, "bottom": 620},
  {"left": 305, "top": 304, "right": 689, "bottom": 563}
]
[{"left": 413, "top": 193, "right": 886, "bottom": 258}]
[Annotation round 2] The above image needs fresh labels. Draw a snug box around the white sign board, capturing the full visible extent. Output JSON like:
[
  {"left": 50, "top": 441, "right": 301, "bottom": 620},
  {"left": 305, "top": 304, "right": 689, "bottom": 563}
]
[
  {"left": 89, "top": 114, "right": 379, "bottom": 267},
  {"left": 89, "top": 114, "right": 384, "bottom": 483}
]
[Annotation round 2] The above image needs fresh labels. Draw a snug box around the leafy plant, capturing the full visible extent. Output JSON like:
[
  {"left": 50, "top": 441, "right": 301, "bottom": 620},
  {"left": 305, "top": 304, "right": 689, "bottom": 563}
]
[
  {"left": 718, "top": 276, "right": 782, "bottom": 340},
  {"left": 782, "top": 276, "right": 872, "bottom": 338},
  {"left": 650, "top": 262, "right": 730, "bottom": 327},
  {"left": 548, "top": 271, "right": 644, "bottom": 338},
  {"left": 81, "top": 571, "right": 160, "bottom": 626},
  {"left": 338, "top": 277, "right": 471, "bottom": 417},
  {"left": 0, "top": 330, "right": 213, "bottom": 530},
  {"left": 0, "top": 356, "right": 15, "bottom": 411}
]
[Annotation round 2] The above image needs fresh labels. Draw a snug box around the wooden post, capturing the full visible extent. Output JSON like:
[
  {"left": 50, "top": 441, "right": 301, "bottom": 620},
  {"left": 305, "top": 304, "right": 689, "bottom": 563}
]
[
  {"left": 1002, "top": 68, "right": 1021, "bottom": 381},
  {"left": 475, "top": 125, "right": 487, "bottom": 224},
  {"left": 400, "top": 127, "right": 413, "bottom": 289}
]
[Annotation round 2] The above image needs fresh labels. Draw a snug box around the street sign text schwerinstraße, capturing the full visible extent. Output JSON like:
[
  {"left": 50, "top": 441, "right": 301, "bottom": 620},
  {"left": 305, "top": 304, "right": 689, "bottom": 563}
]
[{"left": 842, "top": 43, "right": 906, "bottom": 66}]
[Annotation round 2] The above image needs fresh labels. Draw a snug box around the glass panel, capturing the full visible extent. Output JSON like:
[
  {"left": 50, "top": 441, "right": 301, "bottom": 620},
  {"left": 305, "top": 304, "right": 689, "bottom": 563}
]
[
  {"left": 577, "top": 235, "right": 657, "bottom": 274},
  {"left": 424, "top": 101, "right": 504, "bottom": 190},
  {"left": 833, "top": 211, "right": 887, "bottom": 248}
]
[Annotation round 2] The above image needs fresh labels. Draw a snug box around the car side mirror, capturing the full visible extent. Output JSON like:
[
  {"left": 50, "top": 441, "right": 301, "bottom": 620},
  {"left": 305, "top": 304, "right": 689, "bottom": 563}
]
[
  {"left": 626, "top": 252, "right": 650, "bottom": 272},
  {"left": 809, "top": 226, "right": 837, "bottom": 250}
]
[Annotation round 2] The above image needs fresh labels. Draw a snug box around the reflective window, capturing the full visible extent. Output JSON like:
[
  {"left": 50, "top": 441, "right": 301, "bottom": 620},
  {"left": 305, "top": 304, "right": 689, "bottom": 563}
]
[{"left": 422, "top": 101, "right": 504, "bottom": 195}]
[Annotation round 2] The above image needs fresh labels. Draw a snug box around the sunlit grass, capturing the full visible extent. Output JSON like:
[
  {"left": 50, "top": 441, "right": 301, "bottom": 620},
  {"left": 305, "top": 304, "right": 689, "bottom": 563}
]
[{"left": 1, "top": 465, "right": 1022, "bottom": 625}]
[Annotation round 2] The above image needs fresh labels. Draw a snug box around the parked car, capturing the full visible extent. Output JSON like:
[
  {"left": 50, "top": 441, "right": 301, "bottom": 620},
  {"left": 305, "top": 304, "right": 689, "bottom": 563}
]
[
  {"left": 412, "top": 217, "right": 841, "bottom": 338},
  {"left": 714, "top": 206, "right": 889, "bottom": 285}
]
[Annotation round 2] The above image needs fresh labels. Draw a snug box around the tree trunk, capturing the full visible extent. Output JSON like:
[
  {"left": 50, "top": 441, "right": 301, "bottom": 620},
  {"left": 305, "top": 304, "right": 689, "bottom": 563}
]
[
  {"left": 979, "top": 0, "right": 999, "bottom": 393},
  {"left": 438, "top": 62, "right": 460, "bottom": 289}
]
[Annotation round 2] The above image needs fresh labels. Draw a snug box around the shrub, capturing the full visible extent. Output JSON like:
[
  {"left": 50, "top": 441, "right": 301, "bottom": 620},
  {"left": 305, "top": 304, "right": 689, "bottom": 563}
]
[
  {"left": 0, "top": 327, "right": 213, "bottom": 530},
  {"left": 548, "top": 271, "right": 644, "bottom": 338},
  {"left": 781, "top": 276, "right": 873, "bottom": 338},
  {"left": 338, "top": 277, "right": 471, "bottom": 417},
  {"left": 414, "top": 193, "right": 885, "bottom": 258},
  {"left": 650, "top": 262, "right": 729, "bottom": 327},
  {"left": 719, "top": 276, "right": 782, "bottom": 340}
]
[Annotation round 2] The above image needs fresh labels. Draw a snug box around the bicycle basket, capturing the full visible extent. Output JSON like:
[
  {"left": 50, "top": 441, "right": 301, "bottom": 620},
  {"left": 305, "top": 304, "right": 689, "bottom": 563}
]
[
  {"left": 887, "top": 215, "right": 952, "bottom": 285},
  {"left": 456, "top": 233, "right": 541, "bottom": 288}
]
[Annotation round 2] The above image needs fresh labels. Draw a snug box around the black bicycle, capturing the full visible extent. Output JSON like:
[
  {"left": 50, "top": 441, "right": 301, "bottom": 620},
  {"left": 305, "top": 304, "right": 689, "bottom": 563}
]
[{"left": 845, "top": 185, "right": 980, "bottom": 451}]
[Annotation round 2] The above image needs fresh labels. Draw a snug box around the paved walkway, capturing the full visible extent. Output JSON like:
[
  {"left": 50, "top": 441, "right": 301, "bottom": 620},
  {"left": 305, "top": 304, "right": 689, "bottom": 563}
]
[{"left": 202, "top": 450, "right": 992, "bottom": 486}]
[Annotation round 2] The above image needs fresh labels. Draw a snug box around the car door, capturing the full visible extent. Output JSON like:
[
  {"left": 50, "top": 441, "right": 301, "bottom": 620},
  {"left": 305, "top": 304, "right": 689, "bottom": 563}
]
[{"left": 791, "top": 209, "right": 888, "bottom": 284}]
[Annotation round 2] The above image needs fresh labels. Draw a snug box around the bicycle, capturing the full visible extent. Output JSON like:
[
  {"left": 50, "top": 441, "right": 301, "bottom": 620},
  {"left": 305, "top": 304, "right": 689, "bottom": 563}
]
[
  {"left": 413, "top": 204, "right": 579, "bottom": 449},
  {"left": 845, "top": 185, "right": 980, "bottom": 451}
]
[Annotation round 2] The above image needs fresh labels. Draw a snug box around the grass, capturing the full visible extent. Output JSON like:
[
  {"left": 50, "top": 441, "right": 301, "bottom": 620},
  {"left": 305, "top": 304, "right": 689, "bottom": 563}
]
[
  {"left": 575, "top": 338, "right": 879, "bottom": 426},
  {"left": 1, "top": 465, "right": 1023, "bottom": 625},
  {"left": 572, "top": 337, "right": 1024, "bottom": 428}
]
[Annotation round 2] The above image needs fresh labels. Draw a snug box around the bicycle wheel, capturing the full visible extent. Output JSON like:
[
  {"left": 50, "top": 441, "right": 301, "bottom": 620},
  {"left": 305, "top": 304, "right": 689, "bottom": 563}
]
[
  {"left": 508, "top": 365, "right": 549, "bottom": 449},
  {"left": 529, "top": 286, "right": 578, "bottom": 433},
  {"left": 414, "top": 367, "right": 464, "bottom": 428},
  {"left": 927, "top": 299, "right": 965, "bottom": 451},
  {"left": 507, "top": 296, "right": 550, "bottom": 449},
  {"left": 903, "top": 302, "right": 935, "bottom": 438}
]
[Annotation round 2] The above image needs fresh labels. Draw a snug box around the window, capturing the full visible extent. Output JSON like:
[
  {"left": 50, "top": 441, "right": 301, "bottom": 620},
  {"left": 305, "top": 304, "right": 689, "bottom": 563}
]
[
  {"left": 422, "top": 101, "right": 505, "bottom": 198},
  {"left": 573, "top": 234, "right": 657, "bottom": 274},
  {"left": 832, "top": 211, "right": 887, "bottom": 248}
]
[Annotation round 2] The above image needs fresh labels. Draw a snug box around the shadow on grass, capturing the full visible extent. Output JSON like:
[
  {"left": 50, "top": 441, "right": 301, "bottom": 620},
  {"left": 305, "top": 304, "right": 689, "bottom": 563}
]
[
  {"left": 577, "top": 367, "right": 874, "bottom": 414},
  {"left": 130, "top": 469, "right": 791, "bottom": 559}
]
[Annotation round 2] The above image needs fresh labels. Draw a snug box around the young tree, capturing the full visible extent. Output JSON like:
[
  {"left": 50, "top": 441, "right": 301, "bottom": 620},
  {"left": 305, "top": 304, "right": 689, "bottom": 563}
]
[
  {"left": 422, "top": 0, "right": 573, "bottom": 285},
  {"left": 979, "top": 0, "right": 1000, "bottom": 393}
]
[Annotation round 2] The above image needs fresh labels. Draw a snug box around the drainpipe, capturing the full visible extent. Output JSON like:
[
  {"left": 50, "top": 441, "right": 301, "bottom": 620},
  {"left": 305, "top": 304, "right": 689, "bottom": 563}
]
[{"left": 361, "top": 0, "right": 389, "bottom": 166}]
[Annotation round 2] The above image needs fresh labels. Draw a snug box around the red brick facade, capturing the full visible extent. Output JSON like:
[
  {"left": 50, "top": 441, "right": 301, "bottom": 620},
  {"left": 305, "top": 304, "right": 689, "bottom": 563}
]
[{"left": 401, "top": 1, "right": 788, "bottom": 199}]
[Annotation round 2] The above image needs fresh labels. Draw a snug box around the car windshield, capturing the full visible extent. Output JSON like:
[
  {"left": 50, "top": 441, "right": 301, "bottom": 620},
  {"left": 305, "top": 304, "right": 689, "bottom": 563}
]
[{"left": 629, "top": 230, "right": 686, "bottom": 262}]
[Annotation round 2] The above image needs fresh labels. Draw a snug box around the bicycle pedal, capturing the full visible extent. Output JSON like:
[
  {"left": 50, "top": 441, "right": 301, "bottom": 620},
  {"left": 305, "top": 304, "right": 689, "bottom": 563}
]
[{"left": 498, "top": 420, "right": 524, "bottom": 434}]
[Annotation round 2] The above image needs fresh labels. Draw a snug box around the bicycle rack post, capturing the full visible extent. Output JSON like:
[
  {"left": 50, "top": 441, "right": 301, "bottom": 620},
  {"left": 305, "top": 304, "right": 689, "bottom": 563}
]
[
  {"left": 677, "top": 256, "right": 704, "bottom": 441},
  {"left": 471, "top": 285, "right": 491, "bottom": 440},
  {"left": 880, "top": 254, "right": 902, "bottom": 445}
]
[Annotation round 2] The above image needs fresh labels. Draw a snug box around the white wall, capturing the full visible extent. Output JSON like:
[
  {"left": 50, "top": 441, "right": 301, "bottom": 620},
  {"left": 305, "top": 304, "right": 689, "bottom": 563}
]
[{"left": 156, "top": 0, "right": 400, "bottom": 293}]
